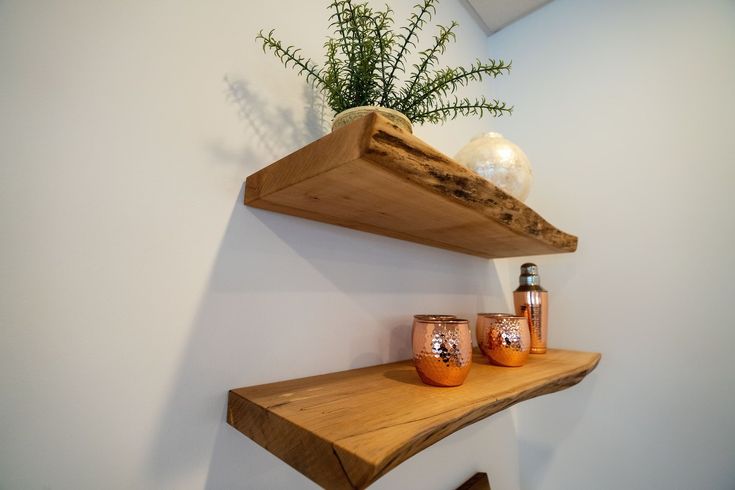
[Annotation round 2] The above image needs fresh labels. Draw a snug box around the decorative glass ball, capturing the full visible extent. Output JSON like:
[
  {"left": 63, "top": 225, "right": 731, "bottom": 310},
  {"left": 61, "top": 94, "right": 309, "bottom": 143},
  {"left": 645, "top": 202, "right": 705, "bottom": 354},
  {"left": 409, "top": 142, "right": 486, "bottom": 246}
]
[{"left": 454, "top": 132, "right": 533, "bottom": 201}]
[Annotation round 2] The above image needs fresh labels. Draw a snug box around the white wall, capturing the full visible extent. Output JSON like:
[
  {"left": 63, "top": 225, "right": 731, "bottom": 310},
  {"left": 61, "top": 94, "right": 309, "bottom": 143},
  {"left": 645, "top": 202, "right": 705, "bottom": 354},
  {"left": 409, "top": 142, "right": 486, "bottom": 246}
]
[
  {"left": 3, "top": 0, "right": 733, "bottom": 489},
  {"left": 0, "top": 1, "right": 522, "bottom": 489},
  {"left": 488, "top": 0, "right": 735, "bottom": 488}
]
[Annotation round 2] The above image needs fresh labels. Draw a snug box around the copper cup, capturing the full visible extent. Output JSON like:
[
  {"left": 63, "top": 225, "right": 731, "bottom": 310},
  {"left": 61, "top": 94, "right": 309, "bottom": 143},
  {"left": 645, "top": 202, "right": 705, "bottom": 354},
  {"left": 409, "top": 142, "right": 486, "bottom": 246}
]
[
  {"left": 476, "top": 313, "right": 531, "bottom": 367},
  {"left": 412, "top": 317, "right": 472, "bottom": 387},
  {"left": 413, "top": 314, "right": 456, "bottom": 323}
]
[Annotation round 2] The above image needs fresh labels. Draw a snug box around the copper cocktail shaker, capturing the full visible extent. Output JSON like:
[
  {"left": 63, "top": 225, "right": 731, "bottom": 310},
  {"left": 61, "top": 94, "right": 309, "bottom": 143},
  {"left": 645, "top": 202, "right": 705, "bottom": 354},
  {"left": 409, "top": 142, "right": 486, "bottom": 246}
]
[{"left": 513, "top": 263, "right": 548, "bottom": 354}]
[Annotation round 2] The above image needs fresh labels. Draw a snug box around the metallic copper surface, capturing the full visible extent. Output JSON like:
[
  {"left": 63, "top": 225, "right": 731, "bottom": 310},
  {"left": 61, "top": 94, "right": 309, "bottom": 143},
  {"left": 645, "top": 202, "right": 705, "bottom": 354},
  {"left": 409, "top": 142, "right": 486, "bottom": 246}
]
[
  {"left": 513, "top": 290, "right": 548, "bottom": 354},
  {"left": 476, "top": 313, "right": 530, "bottom": 367},
  {"left": 413, "top": 314, "right": 456, "bottom": 322},
  {"left": 475, "top": 313, "right": 513, "bottom": 356},
  {"left": 412, "top": 317, "right": 472, "bottom": 387}
]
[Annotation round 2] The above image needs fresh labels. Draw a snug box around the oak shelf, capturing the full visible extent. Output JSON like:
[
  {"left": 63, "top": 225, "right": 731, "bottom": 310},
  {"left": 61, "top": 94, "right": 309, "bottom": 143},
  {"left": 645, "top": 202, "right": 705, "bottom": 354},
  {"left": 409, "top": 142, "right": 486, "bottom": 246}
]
[
  {"left": 227, "top": 349, "right": 600, "bottom": 489},
  {"left": 244, "top": 113, "right": 577, "bottom": 259}
]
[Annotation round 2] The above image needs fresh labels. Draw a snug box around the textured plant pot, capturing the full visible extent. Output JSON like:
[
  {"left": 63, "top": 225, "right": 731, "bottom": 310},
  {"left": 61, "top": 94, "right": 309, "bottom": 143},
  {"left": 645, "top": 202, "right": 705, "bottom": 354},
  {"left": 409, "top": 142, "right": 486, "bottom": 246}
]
[{"left": 332, "top": 106, "right": 413, "bottom": 133}]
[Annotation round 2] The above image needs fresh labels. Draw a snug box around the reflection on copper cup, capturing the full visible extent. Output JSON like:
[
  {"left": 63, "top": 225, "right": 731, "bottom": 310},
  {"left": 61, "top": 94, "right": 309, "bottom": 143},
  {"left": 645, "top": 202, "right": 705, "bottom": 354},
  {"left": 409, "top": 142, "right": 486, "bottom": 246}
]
[
  {"left": 413, "top": 314, "right": 456, "bottom": 322},
  {"left": 476, "top": 313, "right": 518, "bottom": 356},
  {"left": 476, "top": 313, "right": 530, "bottom": 367},
  {"left": 412, "top": 317, "right": 472, "bottom": 387}
]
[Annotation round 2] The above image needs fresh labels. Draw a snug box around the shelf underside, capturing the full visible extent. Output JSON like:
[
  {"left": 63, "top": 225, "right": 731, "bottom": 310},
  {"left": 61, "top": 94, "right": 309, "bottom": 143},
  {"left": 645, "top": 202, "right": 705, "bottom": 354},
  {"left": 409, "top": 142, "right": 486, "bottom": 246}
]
[
  {"left": 228, "top": 349, "right": 600, "bottom": 489},
  {"left": 244, "top": 113, "right": 577, "bottom": 259}
]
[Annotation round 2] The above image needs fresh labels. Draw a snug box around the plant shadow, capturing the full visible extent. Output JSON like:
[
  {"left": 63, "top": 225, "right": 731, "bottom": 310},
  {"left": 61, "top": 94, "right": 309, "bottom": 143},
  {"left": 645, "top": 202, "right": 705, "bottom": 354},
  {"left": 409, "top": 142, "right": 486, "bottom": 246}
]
[{"left": 218, "top": 76, "right": 330, "bottom": 163}]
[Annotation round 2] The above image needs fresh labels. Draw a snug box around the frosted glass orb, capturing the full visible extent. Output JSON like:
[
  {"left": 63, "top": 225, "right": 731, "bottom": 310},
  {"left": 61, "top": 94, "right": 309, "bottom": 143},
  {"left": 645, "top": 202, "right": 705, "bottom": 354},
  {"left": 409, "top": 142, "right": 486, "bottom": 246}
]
[{"left": 454, "top": 132, "right": 533, "bottom": 201}]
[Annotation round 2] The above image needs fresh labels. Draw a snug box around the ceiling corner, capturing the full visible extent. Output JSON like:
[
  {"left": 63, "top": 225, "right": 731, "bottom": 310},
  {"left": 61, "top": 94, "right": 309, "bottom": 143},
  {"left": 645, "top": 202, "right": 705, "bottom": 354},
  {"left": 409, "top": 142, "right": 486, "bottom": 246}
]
[{"left": 467, "top": 0, "right": 553, "bottom": 34}]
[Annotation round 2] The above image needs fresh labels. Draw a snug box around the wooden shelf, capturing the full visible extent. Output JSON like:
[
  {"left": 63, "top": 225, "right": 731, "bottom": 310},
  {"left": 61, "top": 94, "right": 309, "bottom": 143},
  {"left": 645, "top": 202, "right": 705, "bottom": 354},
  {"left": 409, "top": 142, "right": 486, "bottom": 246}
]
[
  {"left": 244, "top": 113, "right": 577, "bottom": 259},
  {"left": 227, "top": 349, "right": 600, "bottom": 489}
]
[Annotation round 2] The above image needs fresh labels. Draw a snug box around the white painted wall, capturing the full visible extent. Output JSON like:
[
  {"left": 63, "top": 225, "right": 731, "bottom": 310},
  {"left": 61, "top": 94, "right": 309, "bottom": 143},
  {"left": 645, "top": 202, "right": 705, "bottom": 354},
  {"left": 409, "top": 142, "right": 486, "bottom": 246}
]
[
  {"left": 0, "top": 1, "right": 521, "bottom": 489},
  {"left": 488, "top": 0, "right": 735, "bottom": 488}
]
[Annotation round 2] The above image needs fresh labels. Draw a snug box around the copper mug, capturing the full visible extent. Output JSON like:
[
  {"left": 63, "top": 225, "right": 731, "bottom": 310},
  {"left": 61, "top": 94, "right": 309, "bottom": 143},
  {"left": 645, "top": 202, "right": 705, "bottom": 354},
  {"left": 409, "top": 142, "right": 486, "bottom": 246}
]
[
  {"left": 412, "top": 316, "right": 472, "bottom": 387},
  {"left": 413, "top": 314, "right": 456, "bottom": 323},
  {"left": 476, "top": 313, "right": 531, "bottom": 367}
]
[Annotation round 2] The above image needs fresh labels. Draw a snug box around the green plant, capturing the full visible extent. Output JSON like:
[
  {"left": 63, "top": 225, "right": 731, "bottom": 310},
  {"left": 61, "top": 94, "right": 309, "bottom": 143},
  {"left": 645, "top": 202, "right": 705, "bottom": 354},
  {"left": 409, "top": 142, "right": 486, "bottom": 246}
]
[{"left": 256, "top": 0, "right": 512, "bottom": 125}]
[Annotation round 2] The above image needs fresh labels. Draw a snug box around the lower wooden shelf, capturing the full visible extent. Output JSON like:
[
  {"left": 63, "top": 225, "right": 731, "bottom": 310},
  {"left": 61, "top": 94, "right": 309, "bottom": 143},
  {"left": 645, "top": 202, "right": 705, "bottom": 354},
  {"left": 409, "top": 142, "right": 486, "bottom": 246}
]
[{"left": 227, "top": 349, "right": 600, "bottom": 489}]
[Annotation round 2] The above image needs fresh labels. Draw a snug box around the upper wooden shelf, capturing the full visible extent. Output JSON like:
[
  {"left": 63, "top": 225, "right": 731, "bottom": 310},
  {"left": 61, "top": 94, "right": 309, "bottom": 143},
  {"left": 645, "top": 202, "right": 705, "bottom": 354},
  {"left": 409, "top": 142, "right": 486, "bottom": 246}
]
[
  {"left": 244, "top": 113, "right": 577, "bottom": 259},
  {"left": 228, "top": 349, "right": 600, "bottom": 489}
]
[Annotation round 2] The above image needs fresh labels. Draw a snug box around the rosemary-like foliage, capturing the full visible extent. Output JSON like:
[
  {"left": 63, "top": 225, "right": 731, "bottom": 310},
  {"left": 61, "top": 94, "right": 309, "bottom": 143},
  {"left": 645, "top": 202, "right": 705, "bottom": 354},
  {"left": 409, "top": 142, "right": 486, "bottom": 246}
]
[{"left": 256, "top": 0, "right": 512, "bottom": 125}]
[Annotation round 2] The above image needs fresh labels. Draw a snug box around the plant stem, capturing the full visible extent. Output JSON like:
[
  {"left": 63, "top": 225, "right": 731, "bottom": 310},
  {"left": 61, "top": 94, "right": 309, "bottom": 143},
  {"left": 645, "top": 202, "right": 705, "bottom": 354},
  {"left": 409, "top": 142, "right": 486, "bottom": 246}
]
[{"left": 380, "top": 0, "right": 436, "bottom": 106}]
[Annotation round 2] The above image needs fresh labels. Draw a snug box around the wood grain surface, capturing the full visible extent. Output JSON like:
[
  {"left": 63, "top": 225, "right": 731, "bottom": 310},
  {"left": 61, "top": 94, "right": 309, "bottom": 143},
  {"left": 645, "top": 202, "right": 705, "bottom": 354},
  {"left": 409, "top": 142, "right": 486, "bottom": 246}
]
[
  {"left": 244, "top": 113, "right": 577, "bottom": 259},
  {"left": 228, "top": 349, "right": 600, "bottom": 489}
]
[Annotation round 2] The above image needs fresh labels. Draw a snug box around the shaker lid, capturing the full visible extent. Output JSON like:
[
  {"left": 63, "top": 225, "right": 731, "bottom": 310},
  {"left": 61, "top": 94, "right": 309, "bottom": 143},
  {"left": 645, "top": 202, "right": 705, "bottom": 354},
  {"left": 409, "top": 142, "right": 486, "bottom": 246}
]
[{"left": 519, "top": 262, "right": 540, "bottom": 286}]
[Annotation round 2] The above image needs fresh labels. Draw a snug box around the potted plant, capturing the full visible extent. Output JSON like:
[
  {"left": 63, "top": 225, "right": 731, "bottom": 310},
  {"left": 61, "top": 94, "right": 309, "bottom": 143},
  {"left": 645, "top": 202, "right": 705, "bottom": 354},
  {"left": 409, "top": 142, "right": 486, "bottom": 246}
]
[{"left": 257, "top": 0, "right": 512, "bottom": 133}]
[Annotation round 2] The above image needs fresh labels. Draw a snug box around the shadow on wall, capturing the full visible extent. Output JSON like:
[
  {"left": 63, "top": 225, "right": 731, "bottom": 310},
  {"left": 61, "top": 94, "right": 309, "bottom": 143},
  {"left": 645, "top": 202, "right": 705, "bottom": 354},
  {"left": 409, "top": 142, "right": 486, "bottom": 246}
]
[
  {"left": 143, "top": 187, "right": 506, "bottom": 489},
  {"left": 142, "top": 80, "right": 511, "bottom": 488},
  {"left": 514, "top": 368, "right": 600, "bottom": 489},
  {"left": 218, "top": 76, "right": 330, "bottom": 163}
]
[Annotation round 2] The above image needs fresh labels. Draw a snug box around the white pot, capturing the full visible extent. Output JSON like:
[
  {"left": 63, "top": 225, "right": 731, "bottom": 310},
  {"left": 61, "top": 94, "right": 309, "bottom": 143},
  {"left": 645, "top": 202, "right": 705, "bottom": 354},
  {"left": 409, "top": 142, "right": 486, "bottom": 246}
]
[{"left": 332, "top": 106, "right": 413, "bottom": 133}]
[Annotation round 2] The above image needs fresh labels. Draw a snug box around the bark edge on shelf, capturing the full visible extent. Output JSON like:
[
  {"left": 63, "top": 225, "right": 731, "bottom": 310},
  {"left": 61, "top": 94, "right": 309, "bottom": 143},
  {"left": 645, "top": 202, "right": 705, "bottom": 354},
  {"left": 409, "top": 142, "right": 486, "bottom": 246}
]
[{"left": 244, "top": 113, "right": 577, "bottom": 259}]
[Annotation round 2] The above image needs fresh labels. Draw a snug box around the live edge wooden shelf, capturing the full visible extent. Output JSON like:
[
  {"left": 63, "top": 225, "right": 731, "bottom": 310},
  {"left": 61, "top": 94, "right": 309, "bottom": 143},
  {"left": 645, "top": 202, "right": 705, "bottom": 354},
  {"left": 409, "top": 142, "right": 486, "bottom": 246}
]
[
  {"left": 228, "top": 349, "right": 601, "bottom": 489},
  {"left": 244, "top": 113, "right": 577, "bottom": 259},
  {"left": 236, "top": 114, "right": 587, "bottom": 487}
]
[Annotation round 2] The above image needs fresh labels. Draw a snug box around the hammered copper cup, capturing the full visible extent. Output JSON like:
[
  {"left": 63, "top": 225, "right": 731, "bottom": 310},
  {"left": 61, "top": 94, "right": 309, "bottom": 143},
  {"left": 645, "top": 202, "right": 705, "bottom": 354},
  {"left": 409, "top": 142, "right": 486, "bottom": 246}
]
[
  {"left": 476, "top": 313, "right": 531, "bottom": 367},
  {"left": 412, "top": 317, "right": 472, "bottom": 387},
  {"left": 413, "top": 314, "right": 456, "bottom": 323}
]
